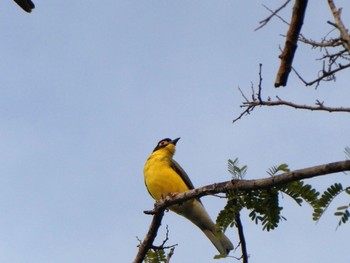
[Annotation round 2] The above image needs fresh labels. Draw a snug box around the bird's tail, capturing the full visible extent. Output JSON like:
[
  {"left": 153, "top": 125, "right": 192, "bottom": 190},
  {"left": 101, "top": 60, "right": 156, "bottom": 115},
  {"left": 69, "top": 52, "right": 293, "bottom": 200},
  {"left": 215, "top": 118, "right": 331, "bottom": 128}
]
[
  {"left": 170, "top": 199, "right": 233, "bottom": 256},
  {"left": 202, "top": 228, "right": 233, "bottom": 256}
]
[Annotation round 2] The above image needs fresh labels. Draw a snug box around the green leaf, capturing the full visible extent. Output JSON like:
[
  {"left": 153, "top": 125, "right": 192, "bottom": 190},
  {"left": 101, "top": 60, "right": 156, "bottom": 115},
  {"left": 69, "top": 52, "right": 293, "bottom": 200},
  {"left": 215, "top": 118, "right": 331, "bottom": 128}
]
[
  {"left": 334, "top": 212, "right": 344, "bottom": 216},
  {"left": 144, "top": 249, "right": 166, "bottom": 263},
  {"left": 313, "top": 183, "right": 344, "bottom": 222},
  {"left": 279, "top": 181, "right": 319, "bottom": 208},
  {"left": 267, "top": 163, "right": 290, "bottom": 176},
  {"left": 216, "top": 193, "right": 242, "bottom": 232},
  {"left": 345, "top": 188, "right": 350, "bottom": 195},
  {"left": 337, "top": 206, "right": 349, "bottom": 210},
  {"left": 227, "top": 158, "right": 247, "bottom": 180},
  {"left": 345, "top": 146, "right": 350, "bottom": 160}
]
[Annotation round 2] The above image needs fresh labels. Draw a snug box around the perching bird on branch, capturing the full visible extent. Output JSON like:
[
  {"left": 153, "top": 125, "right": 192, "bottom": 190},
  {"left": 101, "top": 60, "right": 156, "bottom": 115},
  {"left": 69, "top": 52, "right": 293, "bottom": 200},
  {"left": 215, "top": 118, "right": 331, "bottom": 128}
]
[
  {"left": 144, "top": 137, "right": 233, "bottom": 255},
  {"left": 13, "top": 0, "right": 35, "bottom": 13}
]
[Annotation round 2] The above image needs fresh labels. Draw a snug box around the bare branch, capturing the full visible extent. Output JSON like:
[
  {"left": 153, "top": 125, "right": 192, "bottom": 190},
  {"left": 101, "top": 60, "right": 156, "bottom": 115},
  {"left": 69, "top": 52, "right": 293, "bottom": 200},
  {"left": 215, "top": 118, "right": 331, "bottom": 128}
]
[
  {"left": 238, "top": 86, "right": 250, "bottom": 103},
  {"left": 258, "top": 63, "right": 263, "bottom": 103},
  {"left": 275, "top": 0, "right": 309, "bottom": 87},
  {"left": 293, "top": 62, "right": 350, "bottom": 86},
  {"left": 256, "top": 0, "right": 291, "bottom": 30},
  {"left": 166, "top": 247, "right": 175, "bottom": 263},
  {"left": 234, "top": 75, "right": 350, "bottom": 123},
  {"left": 298, "top": 34, "right": 343, "bottom": 48},
  {"left": 150, "top": 225, "right": 177, "bottom": 250},
  {"left": 232, "top": 106, "right": 256, "bottom": 124},
  {"left": 327, "top": 0, "right": 350, "bottom": 52},
  {"left": 243, "top": 95, "right": 350, "bottom": 113},
  {"left": 233, "top": 65, "right": 264, "bottom": 124}
]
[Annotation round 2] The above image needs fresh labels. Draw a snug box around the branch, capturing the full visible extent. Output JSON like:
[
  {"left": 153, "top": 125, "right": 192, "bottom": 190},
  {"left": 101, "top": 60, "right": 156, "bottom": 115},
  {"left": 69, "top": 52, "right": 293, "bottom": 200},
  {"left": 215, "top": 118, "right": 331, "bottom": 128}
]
[
  {"left": 166, "top": 247, "right": 175, "bottom": 263},
  {"left": 133, "top": 209, "right": 165, "bottom": 263},
  {"left": 298, "top": 34, "right": 343, "bottom": 48},
  {"left": 236, "top": 213, "right": 248, "bottom": 263},
  {"left": 134, "top": 160, "right": 350, "bottom": 262},
  {"left": 275, "top": 0, "right": 308, "bottom": 87},
  {"left": 232, "top": 105, "right": 255, "bottom": 124},
  {"left": 327, "top": 0, "right": 350, "bottom": 52},
  {"left": 243, "top": 96, "right": 350, "bottom": 113},
  {"left": 255, "top": 0, "right": 291, "bottom": 31},
  {"left": 234, "top": 82, "right": 350, "bottom": 123},
  {"left": 293, "top": 62, "right": 350, "bottom": 86}
]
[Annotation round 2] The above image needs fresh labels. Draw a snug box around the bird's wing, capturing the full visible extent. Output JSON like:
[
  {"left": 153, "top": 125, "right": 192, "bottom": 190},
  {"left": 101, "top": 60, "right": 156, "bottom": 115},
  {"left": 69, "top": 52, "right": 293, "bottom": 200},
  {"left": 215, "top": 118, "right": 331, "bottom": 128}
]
[{"left": 170, "top": 159, "right": 195, "bottom": 190}]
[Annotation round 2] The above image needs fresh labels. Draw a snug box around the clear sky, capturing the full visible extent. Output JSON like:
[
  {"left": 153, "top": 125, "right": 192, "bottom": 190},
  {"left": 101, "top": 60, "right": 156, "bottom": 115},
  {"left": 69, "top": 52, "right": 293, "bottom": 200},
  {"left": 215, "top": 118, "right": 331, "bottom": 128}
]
[{"left": 0, "top": 1, "right": 349, "bottom": 263}]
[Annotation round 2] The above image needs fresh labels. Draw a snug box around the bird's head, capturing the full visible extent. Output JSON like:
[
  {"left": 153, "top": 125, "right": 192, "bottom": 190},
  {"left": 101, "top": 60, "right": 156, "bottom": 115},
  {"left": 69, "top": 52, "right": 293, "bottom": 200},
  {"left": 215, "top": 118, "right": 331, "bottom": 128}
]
[{"left": 152, "top": 137, "right": 180, "bottom": 155}]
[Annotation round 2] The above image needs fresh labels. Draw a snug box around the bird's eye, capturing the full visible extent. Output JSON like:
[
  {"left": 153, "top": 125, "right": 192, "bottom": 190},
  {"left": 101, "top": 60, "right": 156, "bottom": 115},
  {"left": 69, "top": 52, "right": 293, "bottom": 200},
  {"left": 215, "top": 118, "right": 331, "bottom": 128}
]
[{"left": 159, "top": 141, "right": 167, "bottom": 146}]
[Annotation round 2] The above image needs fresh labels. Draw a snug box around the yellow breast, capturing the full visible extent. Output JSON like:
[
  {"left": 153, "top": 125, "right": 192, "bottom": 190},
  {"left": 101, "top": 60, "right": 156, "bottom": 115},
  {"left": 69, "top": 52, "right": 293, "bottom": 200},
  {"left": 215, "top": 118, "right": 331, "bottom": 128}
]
[{"left": 144, "top": 153, "right": 189, "bottom": 200}]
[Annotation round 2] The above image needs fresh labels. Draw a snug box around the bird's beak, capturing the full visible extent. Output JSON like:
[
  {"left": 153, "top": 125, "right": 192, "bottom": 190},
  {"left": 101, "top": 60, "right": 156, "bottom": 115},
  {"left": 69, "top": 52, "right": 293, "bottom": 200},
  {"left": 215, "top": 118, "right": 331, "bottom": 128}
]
[{"left": 171, "top": 137, "right": 180, "bottom": 145}]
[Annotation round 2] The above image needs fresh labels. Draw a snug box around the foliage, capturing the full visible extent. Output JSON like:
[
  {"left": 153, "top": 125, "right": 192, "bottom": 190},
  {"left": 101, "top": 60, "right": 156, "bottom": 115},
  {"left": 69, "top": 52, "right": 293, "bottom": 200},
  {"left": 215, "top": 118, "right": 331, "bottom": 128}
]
[
  {"left": 217, "top": 159, "right": 320, "bottom": 233},
  {"left": 312, "top": 147, "right": 350, "bottom": 227},
  {"left": 144, "top": 248, "right": 166, "bottom": 263},
  {"left": 220, "top": 146, "right": 350, "bottom": 232},
  {"left": 311, "top": 146, "right": 350, "bottom": 226},
  {"left": 345, "top": 146, "right": 350, "bottom": 160},
  {"left": 335, "top": 202, "right": 350, "bottom": 227},
  {"left": 227, "top": 158, "right": 247, "bottom": 180},
  {"left": 313, "top": 183, "right": 350, "bottom": 227},
  {"left": 312, "top": 183, "right": 344, "bottom": 221},
  {"left": 279, "top": 181, "right": 319, "bottom": 207}
]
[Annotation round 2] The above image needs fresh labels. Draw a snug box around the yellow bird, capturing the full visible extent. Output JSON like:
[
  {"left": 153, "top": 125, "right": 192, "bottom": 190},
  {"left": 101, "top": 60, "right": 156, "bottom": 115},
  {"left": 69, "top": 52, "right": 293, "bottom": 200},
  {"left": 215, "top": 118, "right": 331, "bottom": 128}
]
[{"left": 144, "top": 137, "right": 233, "bottom": 255}]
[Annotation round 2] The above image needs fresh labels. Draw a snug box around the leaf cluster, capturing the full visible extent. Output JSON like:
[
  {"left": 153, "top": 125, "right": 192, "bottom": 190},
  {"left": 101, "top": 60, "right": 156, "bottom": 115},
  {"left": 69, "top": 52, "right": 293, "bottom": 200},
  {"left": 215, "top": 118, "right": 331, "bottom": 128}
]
[
  {"left": 217, "top": 160, "right": 320, "bottom": 232},
  {"left": 313, "top": 183, "right": 350, "bottom": 227},
  {"left": 144, "top": 249, "right": 166, "bottom": 263}
]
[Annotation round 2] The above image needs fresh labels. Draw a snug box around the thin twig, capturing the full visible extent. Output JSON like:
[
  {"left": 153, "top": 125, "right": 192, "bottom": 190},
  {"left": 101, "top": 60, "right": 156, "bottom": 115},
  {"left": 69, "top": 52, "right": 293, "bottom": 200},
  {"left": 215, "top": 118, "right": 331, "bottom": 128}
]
[
  {"left": 327, "top": 0, "right": 350, "bottom": 52},
  {"left": 256, "top": 0, "right": 291, "bottom": 30},
  {"left": 238, "top": 86, "right": 250, "bottom": 103},
  {"left": 258, "top": 64, "right": 263, "bottom": 103},
  {"left": 298, "top": 34, "right": 342, "bottom": 48},
  {"left": 150, "top": 225, "right": 177, "bottom": 250},
  {"left": 292, "top": 62, "right": 350, "bottom": 86},
  {"left": 232, "top": 106, "right": 255, "bottom": 124},
  {"left": 243, "top": 96, "right": 350, "bottom": 113}
]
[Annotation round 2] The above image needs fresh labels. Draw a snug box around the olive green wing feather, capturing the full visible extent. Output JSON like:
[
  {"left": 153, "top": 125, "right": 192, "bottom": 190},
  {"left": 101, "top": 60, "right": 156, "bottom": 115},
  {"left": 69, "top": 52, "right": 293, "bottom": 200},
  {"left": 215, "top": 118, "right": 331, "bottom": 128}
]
[
  {"left": 170, "top": 160, "right": 195, "bottom": 190},
  {"left": 170, "top": 159, "right": 203, "bottom": 205}
]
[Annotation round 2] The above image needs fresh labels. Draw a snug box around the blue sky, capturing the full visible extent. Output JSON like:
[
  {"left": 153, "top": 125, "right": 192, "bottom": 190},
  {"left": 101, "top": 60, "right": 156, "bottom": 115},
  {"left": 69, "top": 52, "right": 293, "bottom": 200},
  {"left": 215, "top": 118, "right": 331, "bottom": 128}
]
[{"left": 0, "top": 1, "right": 349, "bottom": 262}]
